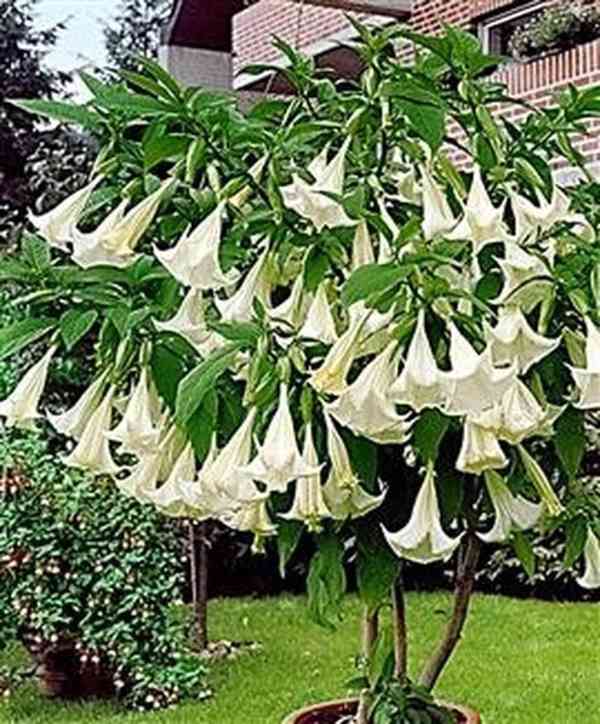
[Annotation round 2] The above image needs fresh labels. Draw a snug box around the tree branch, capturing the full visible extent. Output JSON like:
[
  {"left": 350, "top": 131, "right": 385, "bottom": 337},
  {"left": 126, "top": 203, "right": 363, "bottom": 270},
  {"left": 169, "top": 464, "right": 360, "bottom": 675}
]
[{"left": 418, "top": 532, "right": 481, "bottom": 691}]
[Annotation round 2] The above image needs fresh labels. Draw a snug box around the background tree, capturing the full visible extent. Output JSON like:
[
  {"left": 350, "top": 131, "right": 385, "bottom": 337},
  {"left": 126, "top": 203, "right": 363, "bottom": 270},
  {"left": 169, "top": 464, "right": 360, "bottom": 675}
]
[
  {"left": 103, "top": 0, "right": 171, "bottom": 72},
  {"left": 0, "top": 0, "right": 71, "bottom": 241}
]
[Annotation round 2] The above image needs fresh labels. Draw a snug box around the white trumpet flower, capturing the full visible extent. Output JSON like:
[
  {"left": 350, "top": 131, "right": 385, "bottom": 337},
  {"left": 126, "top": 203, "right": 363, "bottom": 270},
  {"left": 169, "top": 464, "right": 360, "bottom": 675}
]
[
  {"left": 577, "top": 529, "right": 600, "bottom": 590},
  {"left": 299, "top": 283, "right": 338, "bottom": 344},
  {"left": 391, "top": 311, "right": 446, "bottom": 412},
  {"left": 117, "top": 450, "right": 162, "bottom": 502},
  {"left": 0, "top": 346, "right": 56, "bottom": 429},
  {"left": 383, "top": 464, "right": 463, "bottom": 564},
  {"left": 350, "top": 221, "right": 375, "bottom": 271},
  {"left": 443, "top": 323, "right": 516, "bottom": 417},
  {"left": 71, "top": 201, "right": 136, "bottom": 268},
  {"left": 308, "top": 314, "right": 364, "bottom": 395},
  {"left": 511, "top": 186, "right": 593, "bottom": 244},
  {"left": 517, "top": 445, "right": 563, "bottom": 517},
  {"left": 221, "top": 494, "right": 277, "bottom": 543},
  {"left": 154, "top": 202, "right": 239, "bottom": 289},
  {"left": 322, "top": 412, "right": 385, "bottom": 520},
  {"left": 390, "top": 153, "right": 421, "bottom": 205},
  {"left": 456, "top": 420, "right": 508, "bottom": 475},
  {"left": 229, "top": 155, "right": 269, "bottom": 208},
  {"left": 241, "top": 384, "right": 319, "bottom": 493},
  {"left": 281, "top": 139, "right": 355, "bottom": 231},
  {"left": 377, "top": 198, "right": 398, "bottom": 262},
  {"left": 327, "top": 343, "right": 411, "bottom": 444},
  {"left": 448, "top": 166, "right": 507, "bottom": 250},
  {"left": 280, "top": 423, "right": 330, "bottom": 531},
  {"left": 477, "top": 380, "right": 547, "bottom": 444},
  {"left": 268, "top": 275, "right": 307, "bottom": 330},
  {"left": 154, "top": 288, "right": 224, "bottom": 357},
  {"left": 479, "top": 471, "right": 544, "bottom": 544},
  {"left": 215, "top": 246, "right": 270, "bottom": 323},
  {"left": 63, "top": 388, "right": 119, "bottom": 476},
  {"left": 102, "top": 178, "right": 175, "bottom": 257},
  {"left": 29, "top": 176, "right": 102, "bottom": 250},
  {"left": 206, "top": 408, "right": 258, "bottom": 504},
  {"left": 179, "top": 439, "right": 232, "bottom": 519},
  {"left": 106, "top": 368, "right": 161, "bottom": 455},
  {"left": 47, "top": 368, "right": 110, "bottom": 439},
  {"left": 146, "top": 442, "right": 197, "bottom": 517},
  {"left": 494, "top": 243, "right": 553, "bottom": 312},
  {"left": 570, "top": 317, "right": 600, "bottom": 409},
  {"left": 487, "top": 308, "right": 559, "bottom": 373},
  {"left": 420, "top": 165, "right": 458, "bottom": 240}
]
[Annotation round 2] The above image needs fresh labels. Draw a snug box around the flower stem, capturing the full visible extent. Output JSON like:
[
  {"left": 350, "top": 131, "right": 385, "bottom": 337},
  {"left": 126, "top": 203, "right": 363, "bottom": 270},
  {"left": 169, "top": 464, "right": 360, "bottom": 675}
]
[{"left": 391, "top": 565, "right": 408, "bottom": 683}]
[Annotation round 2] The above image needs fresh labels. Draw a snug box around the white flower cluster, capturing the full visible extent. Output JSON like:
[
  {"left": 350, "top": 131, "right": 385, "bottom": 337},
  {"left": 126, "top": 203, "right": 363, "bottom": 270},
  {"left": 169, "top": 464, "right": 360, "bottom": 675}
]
[{"left": 3, "top": 141, "right": 598, "bottom": 587}]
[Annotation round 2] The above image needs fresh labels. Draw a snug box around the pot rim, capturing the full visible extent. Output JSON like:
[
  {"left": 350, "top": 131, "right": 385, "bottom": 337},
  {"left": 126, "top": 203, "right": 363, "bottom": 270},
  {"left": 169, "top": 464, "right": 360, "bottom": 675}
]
[{"left": 282, "top": 697, "right": 481, "bottom": 724}]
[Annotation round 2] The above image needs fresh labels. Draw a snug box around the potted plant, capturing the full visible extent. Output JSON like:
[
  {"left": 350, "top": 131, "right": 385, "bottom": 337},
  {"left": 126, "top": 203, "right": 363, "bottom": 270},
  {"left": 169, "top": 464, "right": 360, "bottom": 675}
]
[{"left": 4, "top": 22, "right": 600, "bottom": 722}]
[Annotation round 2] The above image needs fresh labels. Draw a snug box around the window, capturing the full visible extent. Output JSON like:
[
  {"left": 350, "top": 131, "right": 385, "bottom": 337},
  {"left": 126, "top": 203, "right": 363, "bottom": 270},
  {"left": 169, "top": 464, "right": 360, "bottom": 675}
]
[{"left": 479, "top": 1, "right": 547, "bottom": 55}]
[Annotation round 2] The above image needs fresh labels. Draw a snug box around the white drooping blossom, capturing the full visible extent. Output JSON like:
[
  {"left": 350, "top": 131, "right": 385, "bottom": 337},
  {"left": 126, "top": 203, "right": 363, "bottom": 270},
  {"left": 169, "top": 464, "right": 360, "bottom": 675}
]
[
  {"left": 215, "top": 246, "right": 270, "bottom": 323},
  {"left": 448, "top": 166, "right": 506, "bottom": 250},
  {"left": 322, "top": 411, "right": 385, "bottom": 520},
  {"left": 47, "top": 368, "right": 111, "bottom": 439},
  {"left": 494, "top": 243, "right": 553, "bottom": 312},
  {"left": 391, "top": 311, "right": 446, "bottom": 412},
  {"left": 419, "top": 165, "right": 458, "bottom": 240},
  {"left": 376, "top": 198, "right": 397, "bottom": 263},
  {"left": 268, "top": 275, "right": 308, "bottom": 331},
  {"left": 63, "top": 388, "right": 120, "bottom": 476},
  {"left": 570, "top": 317, "right": 600, "bottom": 409},
  {"left": 281, "top": 139, "right": 355, "bottom": 231},
  {"left": 221, "top": 494, "right": 277, "bottom": 547},
  {"left": 577, "top": 529, "right": 600, "bottom": 590},
  {"left": 71, "top": 201, "right": 135, "bottom": 268},
  {"left": 0, "top": 346, "right": 56, "bottom": 429},
  {"left": 100, "top": 178, "right": 175, "bottom": 258},
  {"left": 308, "top": 314, "right": 365, "bottom": 395},
  {"left": 383, "top": 464, "right": 463, "bottom": 564},
  {"left": 478, "top": 471, "right": 544, "bottom": 544},
  {"left": 241, "top": 384, "right": 319, "bottom": 493},
  {"left": 475, "top": 380, "right": 548, "bottom": 445},
  {"left": 106, "top": 368, "right": 161, "bottom": 455},
  {"left": 154, "top": 289, "right": 223, "bottom": 357},
  {"left": 280, "top": 423, "right": 330, "bottom": 531},
  {"left": 456, "top": 419, "right": 508, "bottom": 475},
  {"left": 29, "top": 176, "right": 102, "bottom": 250},
  {"left": 145, "top": 442, "right": 197, "bottom": 517},
  {"left": 117, "top": 450, "right": 162, "bottom": 502},
  {"left": 299, "top": 283, "right": 338, "bottom": 344},
  {"left": 229, "top": 154, "right": 269, "bottom": 208},
  {"left": 205, "top": 408, "right": 258, "bottom": 504},
  {"left": 443, "top": 323, "right": 516, "bottom": 417},
  {"left": 350, "top": 221, "right": 375, "bottom": 271},
  {"left": 153, "top": 202, "right": 239, "bottom": 290},
  {"left": 487, "top": 307, "right": 559, "bottom": 374},
  {"left": 390, "top": 151, "right": 421, "bottom": 204},
  {"left": 179, "top": 438, "right": 233, "bottom": 520},
  {"left": 327, "top": 343, "right": 412, "bottom": 445}
]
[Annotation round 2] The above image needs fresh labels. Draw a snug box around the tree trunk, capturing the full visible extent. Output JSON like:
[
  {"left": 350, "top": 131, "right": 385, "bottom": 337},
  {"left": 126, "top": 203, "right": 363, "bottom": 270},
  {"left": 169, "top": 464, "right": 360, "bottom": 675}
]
[
  {"left": 418, "top": 533, "right": 481, "bottom": 691},
  {"left": 189, "top": 521, "right": 209, "bottom": 650},
  {"left": 391, "top": 565, "right": 408, "bottom": 682},
  {"left": 362, "top": 605, "right": 379, "bottom": 660},
  {"left": 355, "top": 688, "right": 371, "bottom": 724}
]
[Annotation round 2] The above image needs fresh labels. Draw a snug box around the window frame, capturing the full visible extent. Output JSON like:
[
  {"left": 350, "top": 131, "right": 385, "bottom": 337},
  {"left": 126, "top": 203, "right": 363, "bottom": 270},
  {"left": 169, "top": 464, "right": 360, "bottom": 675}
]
[{"left": 478, "top": 1, "right": 549, "bottom": 55}]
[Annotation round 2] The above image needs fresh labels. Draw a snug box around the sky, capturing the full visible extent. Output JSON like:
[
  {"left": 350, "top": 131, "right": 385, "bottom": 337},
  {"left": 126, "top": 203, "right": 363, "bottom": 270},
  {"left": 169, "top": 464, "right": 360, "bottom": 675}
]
[{"left": 36, "top": 0, "right": 122, "bottom": 76}]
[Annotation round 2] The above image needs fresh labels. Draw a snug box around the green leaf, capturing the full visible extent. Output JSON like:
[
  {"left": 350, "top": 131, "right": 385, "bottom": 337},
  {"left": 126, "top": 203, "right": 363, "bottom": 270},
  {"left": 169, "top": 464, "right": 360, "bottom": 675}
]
[
  {"left": 9, "top": 99, "right": 101, "bottom": 129},
  {"left": 554, "top": 407, "right": 585, "bottom": 480},
  {"left": 175, "top": 345, "right": 241, "bottom": 425},
  {"left": 513, "top": 531, "right": 536, "bottom": 578},
  {"left": 60, "top": 310, "right": 98, "bottom": 350},
  {"left": 355, "top": 527, "right": 398, "bottom": 614},
  {"left": 341, "top": 264, "right": 410, "bottom": 307},
  {"left": 412, "top": 409, "right": 450, "bottom": 463},
  {"left": 277, "top": 520, "right": 303, "bottom": 578},
  {"left": 564, "top": 516, "right": 588, "bottom": 569},
  {"left": 307, "top": 534, "right": 347, "bottom": 630},
  {"left": 21, "top": 233, "right": 51, "bottom": 272},
  {"left": 210, "top": 321, "right": 262, "bottom": 347},
  {"left": 187, "top": 390, "right": 218, "bottom": 460},
  {"left": 304, "top": 247, "right": 330, "bottom": 293},
  {"left": 0, "top": 318, "right": 56, "bottom": 361},
  {"left": 144, "top": 134, "right": 191, "bottom": 171}
]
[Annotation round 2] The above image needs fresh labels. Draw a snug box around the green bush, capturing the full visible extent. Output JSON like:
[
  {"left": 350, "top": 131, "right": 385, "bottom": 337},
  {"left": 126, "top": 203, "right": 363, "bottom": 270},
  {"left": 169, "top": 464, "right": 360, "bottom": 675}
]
[{"left": 0, "top": 429, "right": 207, "bottom": 710}]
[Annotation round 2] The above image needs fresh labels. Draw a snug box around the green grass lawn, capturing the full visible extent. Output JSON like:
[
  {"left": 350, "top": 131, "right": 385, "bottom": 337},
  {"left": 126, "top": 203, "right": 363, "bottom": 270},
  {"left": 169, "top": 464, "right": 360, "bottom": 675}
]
[{"left": 2, "top": 593, "right": 599, "bottom": 724}]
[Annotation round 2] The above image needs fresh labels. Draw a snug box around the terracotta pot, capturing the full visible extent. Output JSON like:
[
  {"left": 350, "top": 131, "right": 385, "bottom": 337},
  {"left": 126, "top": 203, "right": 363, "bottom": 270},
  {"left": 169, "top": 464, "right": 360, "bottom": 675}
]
[{"left": 282, "top": 697, "right": 481, "bottom": 724}]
